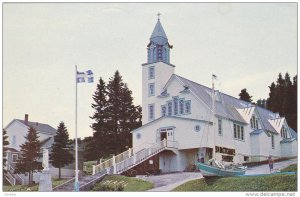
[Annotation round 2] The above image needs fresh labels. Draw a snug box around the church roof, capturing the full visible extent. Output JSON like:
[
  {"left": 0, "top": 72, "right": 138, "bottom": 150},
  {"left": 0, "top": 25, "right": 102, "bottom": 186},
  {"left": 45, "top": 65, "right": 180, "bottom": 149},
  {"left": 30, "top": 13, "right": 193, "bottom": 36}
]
[
  {"left": 174, "top": 74, "right": 289, "bottom": 133},
  {"left": 150, "top": 19, "right": 167, "bottom": 39}
]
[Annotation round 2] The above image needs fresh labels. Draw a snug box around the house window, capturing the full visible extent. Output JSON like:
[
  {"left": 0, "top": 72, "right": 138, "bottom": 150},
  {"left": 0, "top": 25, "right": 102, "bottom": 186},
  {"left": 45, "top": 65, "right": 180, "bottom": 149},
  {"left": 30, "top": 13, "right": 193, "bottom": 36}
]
[
  {"left": 167, "top": 101, "right": 172, "bottom": 116},
  {"left": 179, "top": 99, "right": 184, "bottom": 115},
  {"left": 161, "top": 105, "right": 167, "bottom": 117},
  {"left": 233, "top": 123, "right": 244, "bottom": 141},
  {"left": 173, "top": 97, "right": 179, "bottom": 115},
  {"left": 148, "top": 66, "right": 155, "bottom": 79},
  {"left": 195, "top": 125, "right": 201, "bottom": 132},
  {"left": 12, "top": 136, "right": 16, "bottom": 146},
  {"left": 271, "top": 135, "right": 275, "bottom": 149},
  {"left": 149, "top": 104, "right": 155, "bottom": 120},
  {"left": 12, "top": 154, "right": 18, "bottom": 163},
  {"left": 244, "top": 156, "right": 249, "bottom": 162},
  {"left": 136, "top": 133, "right": 141, "bottom": 140},
  {"left": 185, "top": 100, "right": 191, "bottom": 114},
  {"left": 148, "top": 83, "right": 155, "bottom": 96},
  {"left": 218, "top": 119, "right": 222, "bottom": 135}
]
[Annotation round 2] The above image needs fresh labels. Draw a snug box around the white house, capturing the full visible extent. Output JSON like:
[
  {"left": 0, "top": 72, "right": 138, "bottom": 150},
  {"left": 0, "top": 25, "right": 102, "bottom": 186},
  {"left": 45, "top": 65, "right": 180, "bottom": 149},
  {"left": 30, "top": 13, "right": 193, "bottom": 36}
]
[
  {"left": 4, "top": 114, "right": 82, "bottom": 185},
  {"left": 129, "top": 17, "right": 297, "bottom": 174}
]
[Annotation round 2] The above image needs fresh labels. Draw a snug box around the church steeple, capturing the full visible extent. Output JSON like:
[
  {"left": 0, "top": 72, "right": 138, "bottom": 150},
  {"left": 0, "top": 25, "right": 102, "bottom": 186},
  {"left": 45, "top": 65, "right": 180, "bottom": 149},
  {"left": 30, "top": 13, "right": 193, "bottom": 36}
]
[{"left": 147, "top": 13, "right": 173, "bottom": 64}]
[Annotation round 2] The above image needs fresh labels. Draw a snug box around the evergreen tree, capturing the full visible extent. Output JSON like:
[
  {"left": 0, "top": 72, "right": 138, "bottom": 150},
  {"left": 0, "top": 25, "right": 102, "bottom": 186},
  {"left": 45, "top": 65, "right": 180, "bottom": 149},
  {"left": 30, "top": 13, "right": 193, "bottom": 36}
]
[
  {"left": 15, "top": 127, "right": 42, "bottom": 185},
  {"left": 239, "top": 88, "right": 253, "bottom": 102},
  {"left": 266, "top": 82, "right": 276, "bottom": 111},
  {"left": 3, "top": 129, "right": 9, "bottom": 179},
  {"left": 86, "top": 77, "right": 110, "bottom": 161},
  {"left": 50, "top": 122, "right": 74, "bottom": 179},
  {"left": 106, "top": 70, "right": 142, "bottom": 154}
]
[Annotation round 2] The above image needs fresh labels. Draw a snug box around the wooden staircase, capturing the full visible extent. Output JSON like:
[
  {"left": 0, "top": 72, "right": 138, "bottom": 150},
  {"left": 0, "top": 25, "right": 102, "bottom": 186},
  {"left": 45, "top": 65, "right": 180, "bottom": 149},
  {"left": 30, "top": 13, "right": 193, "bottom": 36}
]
[{"left": 93, "top": 139, "right": 178, "bottom": 175}]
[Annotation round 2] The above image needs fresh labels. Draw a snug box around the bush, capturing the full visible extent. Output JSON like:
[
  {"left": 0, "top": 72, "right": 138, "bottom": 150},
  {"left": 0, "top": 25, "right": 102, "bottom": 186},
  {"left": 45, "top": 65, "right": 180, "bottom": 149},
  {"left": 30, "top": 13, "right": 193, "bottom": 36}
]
[{"left": 92, "top": 182, "right": 124, "bottom": 191}]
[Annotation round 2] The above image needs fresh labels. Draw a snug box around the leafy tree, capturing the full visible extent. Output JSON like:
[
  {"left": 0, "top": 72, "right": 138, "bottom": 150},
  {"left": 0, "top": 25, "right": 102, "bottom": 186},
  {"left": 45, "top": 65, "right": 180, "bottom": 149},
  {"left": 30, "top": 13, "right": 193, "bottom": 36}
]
[
  {"left": 256, "top": 99, "right": 266, "bottom": 108},
  {"left": 3, "top": 129, "right": 9, "bottom": 179},
  {"left": 50, "top": 122, "right": 74, "bottom": 179},
  {"left": 15, "top": 127, "right": 42, "bottom": 185},
  {"left": 239, "top": 88, "right": 253, "bottom": 102}
]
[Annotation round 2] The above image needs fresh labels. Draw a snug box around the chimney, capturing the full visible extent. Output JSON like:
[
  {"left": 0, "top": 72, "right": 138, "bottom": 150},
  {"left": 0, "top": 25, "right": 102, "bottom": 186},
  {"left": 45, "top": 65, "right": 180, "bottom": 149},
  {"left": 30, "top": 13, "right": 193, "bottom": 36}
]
[{"left": 25, "top": 114, "right": 28, "bottom": 125}]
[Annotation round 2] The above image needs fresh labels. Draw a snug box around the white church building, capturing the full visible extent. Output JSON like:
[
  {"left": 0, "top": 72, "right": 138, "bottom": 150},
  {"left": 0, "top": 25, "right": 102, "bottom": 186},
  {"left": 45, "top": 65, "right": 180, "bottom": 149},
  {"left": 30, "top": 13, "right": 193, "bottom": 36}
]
[
  {"left": 92, "top": 16, "right": 297, "bottom": 176},
  {"left": 128, "top": 17, "right": 297, "bottom": 174}
]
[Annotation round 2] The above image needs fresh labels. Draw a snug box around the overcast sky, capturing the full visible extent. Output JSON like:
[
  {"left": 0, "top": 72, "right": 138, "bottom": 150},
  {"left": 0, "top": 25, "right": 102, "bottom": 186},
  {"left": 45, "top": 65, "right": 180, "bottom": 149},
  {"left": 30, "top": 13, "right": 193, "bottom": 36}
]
[{"left": 3, "top": 3, "right": 297, "bottom": 138}]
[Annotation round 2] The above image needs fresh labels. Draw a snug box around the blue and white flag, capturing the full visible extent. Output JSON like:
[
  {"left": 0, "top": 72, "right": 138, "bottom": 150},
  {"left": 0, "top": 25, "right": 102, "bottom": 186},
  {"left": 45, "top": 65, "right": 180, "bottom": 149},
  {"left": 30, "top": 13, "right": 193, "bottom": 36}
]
[{"left": 77, "top": 70, "right": 94, "bottom": 83}]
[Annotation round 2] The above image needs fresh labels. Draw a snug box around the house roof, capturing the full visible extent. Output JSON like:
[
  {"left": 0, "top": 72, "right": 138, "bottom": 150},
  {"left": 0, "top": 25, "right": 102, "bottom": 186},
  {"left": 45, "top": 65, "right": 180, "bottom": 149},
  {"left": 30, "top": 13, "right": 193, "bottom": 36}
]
[
  {"left": 4, "top": 147, "right": 19, "bottom": 153},
  {"left": 288, "top": 127, "right": 297, "bottom": 140},
  {"left": 15, "top": 119, "right": 57, "bottom": 135},
  {"left": 174, "top": 74, "right": 294, "bottom": 134}
]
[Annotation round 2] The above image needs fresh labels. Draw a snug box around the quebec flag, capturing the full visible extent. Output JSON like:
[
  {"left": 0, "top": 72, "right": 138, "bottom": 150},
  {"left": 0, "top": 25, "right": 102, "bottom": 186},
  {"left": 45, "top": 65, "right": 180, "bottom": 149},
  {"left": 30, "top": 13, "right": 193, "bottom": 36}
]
[{"left": 77, "top": 70, "right": 94, "bottom": 83}]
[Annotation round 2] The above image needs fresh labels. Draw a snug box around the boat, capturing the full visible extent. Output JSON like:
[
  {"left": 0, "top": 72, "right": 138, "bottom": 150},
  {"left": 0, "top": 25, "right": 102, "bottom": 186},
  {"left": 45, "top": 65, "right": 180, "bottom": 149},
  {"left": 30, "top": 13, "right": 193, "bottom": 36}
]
[{"left": 197, "top": 158, "right": 247, "bottom": 177}]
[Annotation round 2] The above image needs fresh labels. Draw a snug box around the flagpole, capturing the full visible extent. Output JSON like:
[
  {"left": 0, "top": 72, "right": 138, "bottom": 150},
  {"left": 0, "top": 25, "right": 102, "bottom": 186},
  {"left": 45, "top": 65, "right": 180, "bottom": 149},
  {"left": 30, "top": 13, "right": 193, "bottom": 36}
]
[{"left": 74, "top": 65, "right": 79, "bottom": 191}]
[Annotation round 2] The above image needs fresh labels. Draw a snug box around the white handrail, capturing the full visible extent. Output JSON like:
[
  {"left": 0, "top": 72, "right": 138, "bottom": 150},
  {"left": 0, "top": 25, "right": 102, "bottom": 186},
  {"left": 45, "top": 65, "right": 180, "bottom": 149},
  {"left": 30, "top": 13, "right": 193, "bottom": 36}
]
[
  {"left": 9, "top": 166, "right": 25, "bottom": 185},
  {"left": 93, "top": 139, "right": 178, "bottom": 175}
]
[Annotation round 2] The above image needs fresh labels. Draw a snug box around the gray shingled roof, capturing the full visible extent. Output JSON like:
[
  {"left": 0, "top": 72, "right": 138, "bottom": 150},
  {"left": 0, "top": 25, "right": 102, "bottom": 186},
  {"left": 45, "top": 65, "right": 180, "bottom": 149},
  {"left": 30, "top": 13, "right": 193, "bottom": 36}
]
[
  {"left": 151, "top": 19, "right": 167, "bottom": 39},
  {"left": 288, "top": 127, "right": 297, "bottom": 139},
  {"left": 16, "top": 119, "right": 57, "bottom": 135},
  {"left": 250, "top": 129, "right": 265, "bottom": 135},
  {"left": 175, "top": 74, "right": 294, "bottom": 134}
]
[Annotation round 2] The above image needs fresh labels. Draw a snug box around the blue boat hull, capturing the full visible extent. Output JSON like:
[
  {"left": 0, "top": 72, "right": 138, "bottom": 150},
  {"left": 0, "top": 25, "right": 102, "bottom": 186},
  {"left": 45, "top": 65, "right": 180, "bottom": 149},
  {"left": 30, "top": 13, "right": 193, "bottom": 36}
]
[{"left": 197, "top": 162, "right": 246, "bottom": 177}]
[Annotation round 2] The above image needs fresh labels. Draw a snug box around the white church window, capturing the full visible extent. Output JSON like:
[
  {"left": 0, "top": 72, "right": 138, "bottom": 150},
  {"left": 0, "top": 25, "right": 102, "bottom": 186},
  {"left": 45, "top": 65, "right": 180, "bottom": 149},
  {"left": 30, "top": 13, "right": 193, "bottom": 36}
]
[
  {"left": 185, "top": 100, "right": 191, "bottom": 114},
  {"left": 281, "top": 126, "right": 288, "bottom": 139},
  {"left": 167, "top": 101, "right": 172, "bottom": 116},
  {"left": 218, "top": 119, "right": 222, "bottom": 135},
  {"left": 161, "top": 105, "right": 167, "bottom": 117},
  {"left": 148, "top": 83, "right": 155, "bottom": 96},
  {"left": 271, "top": 135, "right": 275, "bottom": 149},
  {"left": 173, "top": 97, "right": 179, "bottom": 115},
  {"left": 179, "top": 99, "right": 184, "bottom": 115},
  {"left": 149, "top": 104, "right": 155, "bottom": 121},
  {"left": 233, "top": 123, "right": 244, "bottom": 141},
  {"left": 250, "top": 115, "right": 259, "bottom": 130},
  {"left": 148, "top": 66, "right": 155, "bottom": 79}
]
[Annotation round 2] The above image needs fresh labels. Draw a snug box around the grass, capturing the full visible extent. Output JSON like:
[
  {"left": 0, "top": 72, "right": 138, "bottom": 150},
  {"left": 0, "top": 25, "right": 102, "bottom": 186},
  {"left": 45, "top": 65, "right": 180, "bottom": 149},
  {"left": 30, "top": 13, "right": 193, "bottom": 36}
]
[
  {"left": 281, "top": 164, "right": 297, "bottom": 173},
  {"left": 173, "top": 174, "right": 297, "bottom": 191},
  {"left": 3, "top": 178, "right": 71, "bottom": 192},
  {"left": 173, "top": 164, "right": 297, "bottom": 192},
  {"left": 92, "top": 175, "right": 154, "bottom": 191}
]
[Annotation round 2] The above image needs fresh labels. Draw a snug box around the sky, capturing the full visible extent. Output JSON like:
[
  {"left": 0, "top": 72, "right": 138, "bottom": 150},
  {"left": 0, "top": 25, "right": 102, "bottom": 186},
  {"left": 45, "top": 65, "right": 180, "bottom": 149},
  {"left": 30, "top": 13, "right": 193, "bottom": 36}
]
[{"left": 3, "top": 3, "right": 297, "bottom": 139}]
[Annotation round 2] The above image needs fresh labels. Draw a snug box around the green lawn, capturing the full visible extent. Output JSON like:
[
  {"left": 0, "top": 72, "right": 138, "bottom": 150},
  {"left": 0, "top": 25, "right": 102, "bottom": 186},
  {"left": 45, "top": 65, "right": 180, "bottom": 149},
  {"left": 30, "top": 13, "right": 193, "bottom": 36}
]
[
  {"left": 281, "top": 164, "right": 297, "bottom": 173},
  {"left": 173, "top": 174, "right": 297, "bottom": 191},
  {"left": 3, "top": 178, "right": 70, "bottom": 192},
  {"left": 92, "top": 175, "right": 154, "bottom": 191},
  {"left": 173, "top": 164, "right": 297, "bottom": 192}
]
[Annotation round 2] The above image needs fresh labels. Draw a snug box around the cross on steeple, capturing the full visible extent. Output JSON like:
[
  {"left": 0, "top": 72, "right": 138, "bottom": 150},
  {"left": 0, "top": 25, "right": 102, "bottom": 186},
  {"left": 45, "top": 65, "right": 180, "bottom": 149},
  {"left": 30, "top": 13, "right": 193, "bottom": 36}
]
[{"left": 157, "top": 12, "right": 161, "bottom": 20}]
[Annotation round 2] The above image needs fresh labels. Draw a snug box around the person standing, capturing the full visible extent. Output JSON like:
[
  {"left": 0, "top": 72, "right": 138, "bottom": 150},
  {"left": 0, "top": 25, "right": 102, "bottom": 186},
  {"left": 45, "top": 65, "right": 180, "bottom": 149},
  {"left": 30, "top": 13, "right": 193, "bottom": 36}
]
[{"left": 268, "top": 156, "right": 274, "bottom": 173}]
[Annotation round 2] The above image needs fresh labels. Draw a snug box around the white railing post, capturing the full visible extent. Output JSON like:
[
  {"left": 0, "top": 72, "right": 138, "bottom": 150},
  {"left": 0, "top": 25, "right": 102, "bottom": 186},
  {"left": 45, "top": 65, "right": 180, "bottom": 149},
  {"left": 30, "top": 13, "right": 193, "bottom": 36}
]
[
  {"left": 112, "top": 155, "right": 116, "bottom": 174},
  {"left": 163, "top": 138, "right": 167, "bottom": 147},
  {"left": 92, "top": 165, "right": 96, "bottom": 175},
  {"left": 128, "top": 148, "right": 132, "bottom": 157}
]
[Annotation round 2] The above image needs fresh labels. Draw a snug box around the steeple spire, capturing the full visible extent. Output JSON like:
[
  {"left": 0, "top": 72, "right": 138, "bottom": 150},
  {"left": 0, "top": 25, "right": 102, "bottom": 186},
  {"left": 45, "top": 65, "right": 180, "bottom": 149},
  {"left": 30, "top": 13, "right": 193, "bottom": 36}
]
[{"left": 147, "top": 14, "right": 173, "bottom": 64}]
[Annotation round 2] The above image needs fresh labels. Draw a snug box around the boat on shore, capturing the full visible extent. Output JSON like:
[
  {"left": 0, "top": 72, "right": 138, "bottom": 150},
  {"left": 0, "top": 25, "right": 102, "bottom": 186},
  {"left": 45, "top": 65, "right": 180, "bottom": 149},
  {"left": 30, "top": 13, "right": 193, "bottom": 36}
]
[{"left": 197, "top": 158, "right": 247, "bottom": 177}]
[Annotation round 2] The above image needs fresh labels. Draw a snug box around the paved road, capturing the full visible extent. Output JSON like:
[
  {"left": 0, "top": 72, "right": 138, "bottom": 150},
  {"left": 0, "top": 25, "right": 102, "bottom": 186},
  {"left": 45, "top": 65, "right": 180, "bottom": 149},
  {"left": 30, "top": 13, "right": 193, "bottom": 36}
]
[
  {"left": 139, "top": 159, "right": 297, "bottom": 192},
  {"left": 246, "top": 158, "right": 297, "bottom": 175}
]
